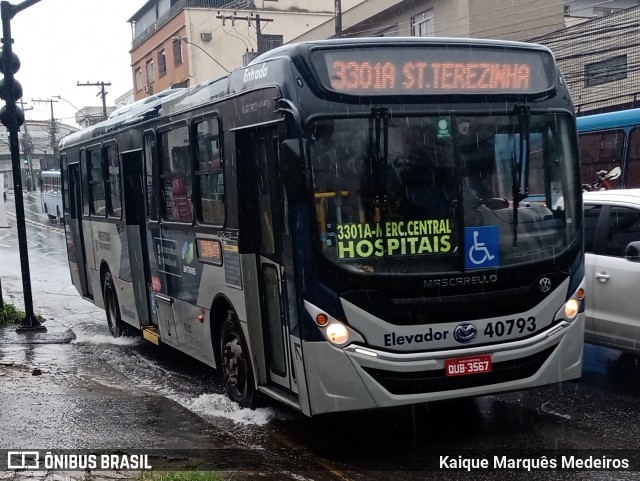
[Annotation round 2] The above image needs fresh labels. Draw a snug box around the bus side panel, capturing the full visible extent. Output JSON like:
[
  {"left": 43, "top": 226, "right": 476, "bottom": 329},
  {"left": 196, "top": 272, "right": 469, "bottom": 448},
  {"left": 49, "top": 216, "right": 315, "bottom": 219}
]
[{"left": 89, "top": 220, "right": 124, "bottom": 310}]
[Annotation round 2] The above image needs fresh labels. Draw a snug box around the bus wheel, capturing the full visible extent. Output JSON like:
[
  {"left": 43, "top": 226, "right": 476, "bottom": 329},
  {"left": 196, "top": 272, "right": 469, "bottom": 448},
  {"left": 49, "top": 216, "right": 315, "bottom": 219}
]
[
  {"left": 220, "top": 311, "right": 257, "bottom": 409},
  {"left": 44, "top": 204, "right": 55, "bottom": 220},
  {"left": 103, "top": 272, "right": 123, "bottom": 337}
]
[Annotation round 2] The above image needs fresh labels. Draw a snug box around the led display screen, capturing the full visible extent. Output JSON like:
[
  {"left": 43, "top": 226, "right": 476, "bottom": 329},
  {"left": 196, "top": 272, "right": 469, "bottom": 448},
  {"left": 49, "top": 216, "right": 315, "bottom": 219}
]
[{"left": 311, "top": 46, "right": 555, "bottom": 95}]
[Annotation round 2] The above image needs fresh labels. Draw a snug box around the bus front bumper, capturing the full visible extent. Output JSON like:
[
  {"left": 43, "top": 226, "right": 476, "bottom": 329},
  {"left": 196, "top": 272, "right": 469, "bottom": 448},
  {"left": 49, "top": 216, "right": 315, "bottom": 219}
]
[{"left": 302, "top": 315, "right": 583, "bottom": 415}]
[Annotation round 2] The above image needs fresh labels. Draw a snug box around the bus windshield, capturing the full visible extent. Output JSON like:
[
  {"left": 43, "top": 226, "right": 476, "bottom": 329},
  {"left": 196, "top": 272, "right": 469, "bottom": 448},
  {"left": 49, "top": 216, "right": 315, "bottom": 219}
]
[{"left": 309, "top": 112, "right": 578, "bottom": 274}]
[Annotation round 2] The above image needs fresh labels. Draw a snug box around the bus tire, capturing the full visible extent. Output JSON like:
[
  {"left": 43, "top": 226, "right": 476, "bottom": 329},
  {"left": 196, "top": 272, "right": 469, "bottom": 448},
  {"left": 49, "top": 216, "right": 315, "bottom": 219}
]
[
  {"left": 44, "top": 203, "right": 55, "bottom": 221},
  {"left": 103, "top": 272, "right": 123, "bottom": 337},
  {"left": 220, "top": 311, "right": 257, "bottom": 409}
]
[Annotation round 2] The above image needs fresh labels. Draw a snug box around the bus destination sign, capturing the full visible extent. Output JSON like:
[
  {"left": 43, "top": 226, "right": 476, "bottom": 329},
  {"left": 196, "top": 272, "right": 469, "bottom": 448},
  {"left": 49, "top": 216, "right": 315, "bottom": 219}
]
[{"left": 313, "top": 46, "right": 555, "bottom": 95}]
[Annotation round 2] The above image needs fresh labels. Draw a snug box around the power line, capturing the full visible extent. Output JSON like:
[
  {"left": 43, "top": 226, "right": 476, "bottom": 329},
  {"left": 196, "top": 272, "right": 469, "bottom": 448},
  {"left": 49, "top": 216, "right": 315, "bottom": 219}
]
[
  {"left": 217, "top": 12, "right": 273, "bottom": 54},
  {"left": 77, "top": 81, "right": 111, "bottom": 120}
]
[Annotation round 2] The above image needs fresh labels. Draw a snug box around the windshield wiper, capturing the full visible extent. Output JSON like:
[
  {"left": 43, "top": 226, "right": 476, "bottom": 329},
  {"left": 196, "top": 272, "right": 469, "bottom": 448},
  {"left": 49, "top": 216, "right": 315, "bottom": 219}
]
[
  {"left": 371, "top": 106, "right": 389, "bottom": 223},
  {"left": 511, "top": 105, "right": 531, "bottom": 247}
]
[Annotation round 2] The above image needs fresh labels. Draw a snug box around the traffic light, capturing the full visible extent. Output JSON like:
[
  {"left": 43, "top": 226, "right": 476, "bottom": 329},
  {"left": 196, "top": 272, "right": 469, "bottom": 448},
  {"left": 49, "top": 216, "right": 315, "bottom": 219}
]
[{"left": 0, "top": 47, "right": 24, "bottom": 129}]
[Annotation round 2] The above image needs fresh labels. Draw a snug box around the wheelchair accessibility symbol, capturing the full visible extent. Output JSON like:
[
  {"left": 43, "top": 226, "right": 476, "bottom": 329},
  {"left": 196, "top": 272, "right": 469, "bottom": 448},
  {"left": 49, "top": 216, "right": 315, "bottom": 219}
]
[{"left": 465, "top": 226, "right": 500, "bottom": 269}]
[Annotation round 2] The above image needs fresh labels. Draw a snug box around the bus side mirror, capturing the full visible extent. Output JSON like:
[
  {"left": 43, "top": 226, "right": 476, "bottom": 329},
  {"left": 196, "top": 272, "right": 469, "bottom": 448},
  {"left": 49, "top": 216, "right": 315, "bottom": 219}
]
[{"left": 281, "top": 138, "right": 308, "bottom": 201}]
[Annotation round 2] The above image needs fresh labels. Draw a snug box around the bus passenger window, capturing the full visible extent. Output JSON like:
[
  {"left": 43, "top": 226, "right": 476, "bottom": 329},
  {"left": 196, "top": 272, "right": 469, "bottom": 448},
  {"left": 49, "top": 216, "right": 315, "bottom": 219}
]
[
  {"left": 578, "top": 130, "right": 624, "bottom": 189},
  {"left": 81, "top": 156, "right": 90, "bottom": 216},
  {"left": 105, "top": 145, "right": 122, "bottom": 218},
  {"left": 144, "top": 134, "right": 159, "bottom": 221},
  {"left": 626, "top": 127, "right": 640, "bottom": 188},
  {"left": 88, "top": 148, "right": 106, "bottom": 216},
  {"left": 159, "top": 126, "right": 193, "bottom": 223},
  {"left": 195, "top": 118, "right": 224, "bottom": 225}
]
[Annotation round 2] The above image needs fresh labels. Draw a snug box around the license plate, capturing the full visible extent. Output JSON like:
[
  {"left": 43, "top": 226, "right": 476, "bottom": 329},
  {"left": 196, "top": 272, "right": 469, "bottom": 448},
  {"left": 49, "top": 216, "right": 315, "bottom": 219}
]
[{"left": 445, "top": 354, "right": 492, "bottom": 377}]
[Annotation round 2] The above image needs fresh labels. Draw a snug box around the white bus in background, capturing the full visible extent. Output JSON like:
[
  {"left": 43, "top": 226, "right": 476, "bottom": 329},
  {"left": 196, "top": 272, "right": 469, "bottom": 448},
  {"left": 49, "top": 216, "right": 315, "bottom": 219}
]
[{"left": 41, "top": 170, "right": 63, "bottom": 223}]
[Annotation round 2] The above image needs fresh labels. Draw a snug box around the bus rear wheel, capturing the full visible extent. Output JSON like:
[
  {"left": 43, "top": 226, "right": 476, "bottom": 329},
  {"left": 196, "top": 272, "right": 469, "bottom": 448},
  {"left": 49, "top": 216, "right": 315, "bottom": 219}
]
[
  {"left": 103, "top": 272, "right": 123, "bottom": 337},
  {"left": 220, "top": 311, "right": 257, "bottom": 409}
]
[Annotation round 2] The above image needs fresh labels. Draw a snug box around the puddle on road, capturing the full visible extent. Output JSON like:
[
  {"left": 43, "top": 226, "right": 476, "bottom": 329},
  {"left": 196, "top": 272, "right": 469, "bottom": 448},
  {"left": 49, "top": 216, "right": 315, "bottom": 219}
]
[
  {"left": 1, "top": 217, "right": 283, "bottom": 431},
  {"left": 69, "top": 327, "right": 282, "bottom": 428}
]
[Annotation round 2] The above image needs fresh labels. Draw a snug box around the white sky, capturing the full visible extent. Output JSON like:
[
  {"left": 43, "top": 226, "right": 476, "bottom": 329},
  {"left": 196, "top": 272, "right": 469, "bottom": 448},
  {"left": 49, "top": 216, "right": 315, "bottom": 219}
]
[{"left": 10, "top": 0, "right": 147, "bottom": 128}]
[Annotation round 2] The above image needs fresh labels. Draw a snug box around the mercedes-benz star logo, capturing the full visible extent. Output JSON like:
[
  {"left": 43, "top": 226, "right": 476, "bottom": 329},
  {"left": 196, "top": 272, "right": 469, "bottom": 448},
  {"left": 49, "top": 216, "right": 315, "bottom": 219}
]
[{"left": 454, "top": 323, "right": 477, "bottom": 344}]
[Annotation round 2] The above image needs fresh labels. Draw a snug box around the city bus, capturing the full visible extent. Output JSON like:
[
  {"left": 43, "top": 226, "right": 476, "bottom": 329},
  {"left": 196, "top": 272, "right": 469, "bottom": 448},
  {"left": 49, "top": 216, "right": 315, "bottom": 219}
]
[
  {"left": 40, "top": 170, "right": 63, "bottom": 223},
  {"left": 577, "top": 108, "right": 640, "bottom": 188},
  {"left": 60, "top": 38, "right": 585, "bottom": 416}
]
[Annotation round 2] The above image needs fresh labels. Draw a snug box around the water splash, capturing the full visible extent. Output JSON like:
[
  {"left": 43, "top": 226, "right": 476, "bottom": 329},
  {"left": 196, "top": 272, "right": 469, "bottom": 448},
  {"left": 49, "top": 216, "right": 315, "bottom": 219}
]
[
  {"left": 180, "top": 393, "right": 275, "bottom": 426},
  {"left": 71, "top": 331, "right": 140, "bottom": 346}
]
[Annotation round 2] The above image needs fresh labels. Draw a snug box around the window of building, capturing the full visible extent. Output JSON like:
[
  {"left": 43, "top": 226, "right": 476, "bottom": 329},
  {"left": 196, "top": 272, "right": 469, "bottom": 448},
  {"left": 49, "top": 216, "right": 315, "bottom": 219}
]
[
  {"left": 259, "top": 34, "right": 283, "bottom": 54},
  {"left": 585, "top": 55, "right": 627, "bottom": 87},
  {"left": 173, "top": 39, "right": 183, "bottom": 66},
  {"left": 105, "top": 145, "right": 121, "bottom": 218},
  {"left": 411, "top": 9, "right": 434, "bottom": 37},
  {"left": 195, "top": 118, "right": 224, "bottom": 225},
  {"left": 158, "top": 49, "right": 167, "bottom": 78},
  {"left": 88, "top": 148, "right": 106, "bottom": 216},
  {"left": 135, "top": 68, "right": 143, "bottom": 92},
  {"left": 159, "top": 126, "right": 192, "bottom": 223},
  {"left": 146, "top": 59, "right": 155, "bottom": 85}
]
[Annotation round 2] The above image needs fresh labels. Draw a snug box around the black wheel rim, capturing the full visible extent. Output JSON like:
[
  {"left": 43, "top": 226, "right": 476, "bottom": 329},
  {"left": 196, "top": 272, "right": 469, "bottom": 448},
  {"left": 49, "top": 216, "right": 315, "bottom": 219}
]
[
  {"left": 222, "top": 332, "right": 248, "bottom": 400},
  {"left": 106, "top": 289, "right": 117, "bottom": 335}
]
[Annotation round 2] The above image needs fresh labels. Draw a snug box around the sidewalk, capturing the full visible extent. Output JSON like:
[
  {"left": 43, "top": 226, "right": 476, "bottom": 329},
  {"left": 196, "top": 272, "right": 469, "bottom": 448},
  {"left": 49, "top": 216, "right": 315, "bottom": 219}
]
[
  {"left": 0, "top": 319, "right": 326, "bottom": 481},
  {"left": 0, "top": 320, "right": 140, "bottom": 480}
]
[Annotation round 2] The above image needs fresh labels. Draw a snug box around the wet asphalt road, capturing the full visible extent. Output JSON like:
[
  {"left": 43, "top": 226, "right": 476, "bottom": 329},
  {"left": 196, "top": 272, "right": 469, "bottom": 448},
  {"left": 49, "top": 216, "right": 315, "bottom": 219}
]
[{"left": 1, "top": 191, "right": 640, "bottom": 481}]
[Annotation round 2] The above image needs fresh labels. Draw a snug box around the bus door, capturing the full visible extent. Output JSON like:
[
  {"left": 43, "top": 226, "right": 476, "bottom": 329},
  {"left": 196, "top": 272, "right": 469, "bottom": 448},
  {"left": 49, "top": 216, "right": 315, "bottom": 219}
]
[
  {"left": 122, "top": 151, "right": 151, "bottom": 327},
  {"left": 67, "top": 163, "right": 92, "bottom": 298},
  {"left": 240, "top": 126, "right": 294, "bottom": 392}
]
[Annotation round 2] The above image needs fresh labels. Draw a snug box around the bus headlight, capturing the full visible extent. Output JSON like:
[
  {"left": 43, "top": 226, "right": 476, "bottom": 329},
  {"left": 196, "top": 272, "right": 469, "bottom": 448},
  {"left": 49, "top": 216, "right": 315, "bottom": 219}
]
[
  {"left": 326, "top": 322, "right": 349, "bottom": 345},
  {"left": 304, "top": 300, "right": 365, "bottom": 347},
  {"left": 564, "top": 299, "right": 579, "bottom": 319}
]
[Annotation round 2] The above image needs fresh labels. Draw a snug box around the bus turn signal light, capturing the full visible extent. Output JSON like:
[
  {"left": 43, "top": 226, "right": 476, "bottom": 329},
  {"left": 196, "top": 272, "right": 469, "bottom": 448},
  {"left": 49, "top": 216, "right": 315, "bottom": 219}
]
[{"left": 315, "top": 313, "right": 329, "bottom": 326}]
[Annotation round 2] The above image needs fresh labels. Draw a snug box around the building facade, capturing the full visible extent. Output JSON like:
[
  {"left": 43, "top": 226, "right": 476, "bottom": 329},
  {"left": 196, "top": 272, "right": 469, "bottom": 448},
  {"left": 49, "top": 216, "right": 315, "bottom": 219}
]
[
  {"left": 128, "top": 0, "right": 358, "bottom": 99},
  {"left": 534, "top": 4, "right": 640, "bottom": 115},
  {"left": 0, "top": 120, "right": 77, "bottom": 190},
  {"left": 292, "top": 0, "right": 565, "bottom": 43},
  {"left": 124, "top": 0, "right": 640, "bottom": 114}
]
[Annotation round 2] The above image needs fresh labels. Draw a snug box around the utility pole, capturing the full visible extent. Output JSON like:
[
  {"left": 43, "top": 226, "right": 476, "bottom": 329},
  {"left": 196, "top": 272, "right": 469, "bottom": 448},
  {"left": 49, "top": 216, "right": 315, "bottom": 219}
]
[
  {"left": 31, "top": 97, "right": 57, "bottom": 167},
  {"left": 0, "top": 0, "right": 46, "bottom": 332},
  {"left": 77, "top": 80, "right": 111, "bottom": 120},
  {"left": 335, "top": 0, "right": 342, "bottom": 38},
  {"left": 217, "top": 12, "right": 273, "bottom": 54}
]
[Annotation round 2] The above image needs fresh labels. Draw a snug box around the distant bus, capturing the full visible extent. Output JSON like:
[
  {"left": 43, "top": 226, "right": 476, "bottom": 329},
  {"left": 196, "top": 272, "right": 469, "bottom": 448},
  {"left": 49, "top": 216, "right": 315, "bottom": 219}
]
[
  {"left": 60, "top": 38, "right": 584, "bottom": 416},
  {"left": 576, "top": 108, "right": 640, "bottom": 188},
  {"left": 41, "top": 170, "right": 63, "bottom": 223}
]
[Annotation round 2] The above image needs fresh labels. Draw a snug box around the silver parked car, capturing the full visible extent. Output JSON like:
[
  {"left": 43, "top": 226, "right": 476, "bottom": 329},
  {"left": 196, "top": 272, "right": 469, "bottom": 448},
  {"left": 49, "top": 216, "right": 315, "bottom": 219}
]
[{"left": 583, "top": 189, "right": 640, "bottom": 354}]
